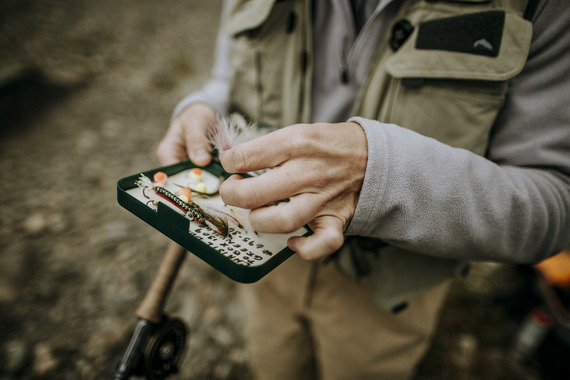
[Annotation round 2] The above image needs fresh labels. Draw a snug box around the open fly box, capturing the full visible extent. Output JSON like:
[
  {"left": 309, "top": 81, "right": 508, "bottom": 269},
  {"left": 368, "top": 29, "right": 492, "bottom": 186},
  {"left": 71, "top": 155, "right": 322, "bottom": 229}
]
[{"left": 117, "top": 160, "right": 309, "bottom": 283}]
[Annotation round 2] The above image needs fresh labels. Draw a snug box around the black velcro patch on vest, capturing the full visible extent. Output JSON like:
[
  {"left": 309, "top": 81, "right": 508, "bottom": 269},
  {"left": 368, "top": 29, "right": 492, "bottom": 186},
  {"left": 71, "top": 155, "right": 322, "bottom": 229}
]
[{"left": 416, "top": 11, "right": 505, "bottom": 57}]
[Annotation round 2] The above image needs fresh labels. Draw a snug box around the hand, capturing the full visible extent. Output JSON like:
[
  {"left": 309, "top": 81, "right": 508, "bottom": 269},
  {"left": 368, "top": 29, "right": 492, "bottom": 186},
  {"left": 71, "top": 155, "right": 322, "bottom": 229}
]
[
  {"left": 219, "top": 122, "right": 368, "bottom": 261},
  {"left": 156, "top": 103, "right": 217, "bottom": 166}
]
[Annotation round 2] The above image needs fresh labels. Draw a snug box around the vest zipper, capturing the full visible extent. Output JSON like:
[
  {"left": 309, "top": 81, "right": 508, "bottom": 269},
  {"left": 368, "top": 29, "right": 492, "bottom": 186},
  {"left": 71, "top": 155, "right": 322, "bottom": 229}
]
[
  {"left": 351, "top": 0, "right": 413, "bottom": 119},
  {"left": 341, "top": 65, "right": 349, "bottom": 84},
  {"left": 338, "top": 0, "right": 355, "bottom": 85},
  {"left": 255, "top": 50, "right": 263, "bottom": 121},
  {"left": 341, "top": 1, "right": 387, "bottom": 85}
]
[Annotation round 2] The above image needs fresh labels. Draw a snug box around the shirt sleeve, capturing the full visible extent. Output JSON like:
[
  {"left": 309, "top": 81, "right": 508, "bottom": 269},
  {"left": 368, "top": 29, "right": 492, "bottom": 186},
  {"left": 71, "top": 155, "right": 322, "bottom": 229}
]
[
  {"left": 346, "top": 0, "right": 570, "bottom": 264},
  {"left": 171, "top": 0, "right": 233, "bottom": 122}
]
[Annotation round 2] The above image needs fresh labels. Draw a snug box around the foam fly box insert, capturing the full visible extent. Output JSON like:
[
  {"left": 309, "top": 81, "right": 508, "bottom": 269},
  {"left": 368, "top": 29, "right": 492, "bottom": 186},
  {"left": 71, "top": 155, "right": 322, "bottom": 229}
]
[{"left": 117, "top": 160, "right": 309, "bottom": 283}]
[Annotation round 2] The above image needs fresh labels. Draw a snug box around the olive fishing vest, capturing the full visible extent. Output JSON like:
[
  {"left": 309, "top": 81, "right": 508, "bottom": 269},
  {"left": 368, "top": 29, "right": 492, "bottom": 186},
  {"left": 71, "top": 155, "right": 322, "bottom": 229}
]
[{"left": 225, "top": 0, "right": 534, "bottom": 309}]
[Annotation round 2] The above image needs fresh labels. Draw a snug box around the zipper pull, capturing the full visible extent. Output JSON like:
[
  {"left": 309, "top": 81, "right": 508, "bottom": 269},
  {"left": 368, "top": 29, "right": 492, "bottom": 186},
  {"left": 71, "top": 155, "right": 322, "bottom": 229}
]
[{"left": 340, "top": 65, "right": 349, "bottom": 84}]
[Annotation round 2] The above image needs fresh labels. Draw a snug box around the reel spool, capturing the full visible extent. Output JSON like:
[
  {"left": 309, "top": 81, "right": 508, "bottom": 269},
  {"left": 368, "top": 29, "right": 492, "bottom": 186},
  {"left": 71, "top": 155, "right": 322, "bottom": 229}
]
[{"left": 143, "top": 317, "right": 188, "bottom": 380}]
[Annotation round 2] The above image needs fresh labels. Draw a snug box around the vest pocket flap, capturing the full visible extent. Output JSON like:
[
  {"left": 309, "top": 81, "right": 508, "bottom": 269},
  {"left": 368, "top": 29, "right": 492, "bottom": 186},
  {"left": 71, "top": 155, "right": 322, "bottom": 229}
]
[
  {"left": 227, "top": 0, "right": 276, "bottom": 36},
  {"left": 386, "top": 11, "right": 532, "bottom": 81}
]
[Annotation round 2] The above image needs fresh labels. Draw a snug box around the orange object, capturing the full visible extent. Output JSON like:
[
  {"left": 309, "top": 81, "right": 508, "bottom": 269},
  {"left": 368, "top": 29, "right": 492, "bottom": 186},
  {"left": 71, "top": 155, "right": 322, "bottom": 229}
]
[
  {"left": 178, "top": 187, "right": 192, "bottom": 197},
  {"left": 153, "top": 171, "right": 168, "bottom": 186},
  {"left": 189, "top": 168, "right": 203, "bottom": 182},
  {"left": 535, "top": 250, "right": 570, "bottom": 287}
]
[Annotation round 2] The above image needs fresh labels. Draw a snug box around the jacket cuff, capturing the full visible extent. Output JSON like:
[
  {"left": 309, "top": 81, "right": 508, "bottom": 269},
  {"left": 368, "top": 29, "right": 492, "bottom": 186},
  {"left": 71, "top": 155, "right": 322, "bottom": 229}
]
[
  {"left": 345, "top": 117, "right": 391, "bottom": 236},
  {"left": 170, "top": 93, "right": 228, "bottom": 124}
]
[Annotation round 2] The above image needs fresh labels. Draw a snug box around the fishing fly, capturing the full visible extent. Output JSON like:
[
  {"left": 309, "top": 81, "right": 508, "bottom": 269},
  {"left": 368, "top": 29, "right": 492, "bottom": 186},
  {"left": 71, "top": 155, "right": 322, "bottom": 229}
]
[
  {"left": 134, "top": 173, "right": 235, "bottom": 236},
  {"left": 208, "top": 113, "right": 258, "bottom": 154}
]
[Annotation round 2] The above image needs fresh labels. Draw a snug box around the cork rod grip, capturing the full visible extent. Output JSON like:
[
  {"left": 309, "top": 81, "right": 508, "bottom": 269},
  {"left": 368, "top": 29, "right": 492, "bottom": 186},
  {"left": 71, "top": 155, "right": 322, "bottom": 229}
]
[{"left": 135, "top": 241, "right": 188, "bottom": 323}]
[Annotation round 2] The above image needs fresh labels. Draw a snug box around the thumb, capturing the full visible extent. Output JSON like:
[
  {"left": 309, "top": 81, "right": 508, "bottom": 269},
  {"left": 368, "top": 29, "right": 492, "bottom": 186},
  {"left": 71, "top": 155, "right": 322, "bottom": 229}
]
[
  {"left": 188, "top": 143, "right": 212, "bottom": 167},
  {"left": 182, "top": 111, "right": 214, "bottom": 166},
  {"left": 287, "top": 216, "right": 345, "bottom": 261}
]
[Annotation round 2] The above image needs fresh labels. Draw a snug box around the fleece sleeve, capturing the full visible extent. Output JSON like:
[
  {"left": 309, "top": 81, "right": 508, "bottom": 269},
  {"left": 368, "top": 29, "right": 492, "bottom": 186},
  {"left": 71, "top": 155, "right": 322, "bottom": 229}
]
[{"left": 345, "top": 0, "right": 570, "bottom": 264}]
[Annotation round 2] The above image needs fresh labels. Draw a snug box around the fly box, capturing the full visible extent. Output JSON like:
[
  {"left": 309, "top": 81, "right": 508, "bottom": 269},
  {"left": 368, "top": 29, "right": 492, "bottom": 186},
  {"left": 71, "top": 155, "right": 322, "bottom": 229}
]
[{"left": 117, "top": 160, "right": 308, "bottom": 283}]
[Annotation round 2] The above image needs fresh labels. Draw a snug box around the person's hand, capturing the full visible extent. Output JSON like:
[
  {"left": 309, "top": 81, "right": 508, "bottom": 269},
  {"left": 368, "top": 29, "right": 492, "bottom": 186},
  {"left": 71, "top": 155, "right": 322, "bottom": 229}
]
[
  {"left": 156, "top": 103, "right": 217, "bottom": 166},
  {"left": 219, "top": 122, "right": 368, "bottom": 260}
]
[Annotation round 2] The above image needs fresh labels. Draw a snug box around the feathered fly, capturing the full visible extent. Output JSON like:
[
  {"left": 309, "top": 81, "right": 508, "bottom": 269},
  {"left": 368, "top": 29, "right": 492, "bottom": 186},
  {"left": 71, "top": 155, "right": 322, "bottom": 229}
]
[{"left": 135, "top": 174, "right": 230, "bottom": 236}]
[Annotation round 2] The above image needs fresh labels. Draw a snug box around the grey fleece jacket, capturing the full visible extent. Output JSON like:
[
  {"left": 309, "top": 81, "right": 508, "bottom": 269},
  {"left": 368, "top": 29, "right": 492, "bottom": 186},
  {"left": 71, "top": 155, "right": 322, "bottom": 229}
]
[{"left": 173, "top": 0, "right": 570, "bottom": 264}]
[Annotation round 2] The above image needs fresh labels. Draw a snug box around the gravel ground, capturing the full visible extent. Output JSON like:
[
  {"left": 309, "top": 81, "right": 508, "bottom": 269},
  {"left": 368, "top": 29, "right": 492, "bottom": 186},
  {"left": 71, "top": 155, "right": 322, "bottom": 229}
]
[{"left": 0, "top": 1, "right": 567, "bottom": 379}]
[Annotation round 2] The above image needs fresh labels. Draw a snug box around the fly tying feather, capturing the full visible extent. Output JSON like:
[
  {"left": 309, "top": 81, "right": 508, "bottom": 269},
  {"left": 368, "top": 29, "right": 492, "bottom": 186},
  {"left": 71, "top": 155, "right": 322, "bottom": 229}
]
[
  {"left": 209, "top": 113, "right": 276, "bottom": 177},
  {"left": 208, "top": 113, "right": 258, "bottom": 154}
]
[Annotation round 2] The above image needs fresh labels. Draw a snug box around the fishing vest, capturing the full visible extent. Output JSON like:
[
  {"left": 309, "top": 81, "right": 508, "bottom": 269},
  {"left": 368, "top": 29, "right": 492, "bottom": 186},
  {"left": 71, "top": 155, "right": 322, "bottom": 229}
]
[{"left": 225, "top": 0, "right": 534, "bottom": 309}]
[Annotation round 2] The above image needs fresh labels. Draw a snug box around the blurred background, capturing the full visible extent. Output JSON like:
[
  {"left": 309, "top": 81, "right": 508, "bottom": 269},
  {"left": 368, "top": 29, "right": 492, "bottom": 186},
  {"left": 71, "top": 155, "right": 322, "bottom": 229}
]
[{"left": 0, "top": 1, "right": 568, "bottom": 379}]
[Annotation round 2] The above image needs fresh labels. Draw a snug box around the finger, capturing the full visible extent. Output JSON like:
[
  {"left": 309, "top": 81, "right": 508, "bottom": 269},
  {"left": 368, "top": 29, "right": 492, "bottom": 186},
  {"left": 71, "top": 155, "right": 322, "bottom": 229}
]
[
  {"left": 287, "top": 216, "right": 345, "bottom": 261},
  {"left": 218, "top": 163, "right": 309, "bottom": 210},
  {"left": 220, "top": 125, "right": 305, "bottom": 173},
  {"left": 156, "top": 132, "right": 189, "bottom": 166},
  {"left": 182, "top": 112, "right": 214, "bottom": 166},
  {"left": 184, "top": 125, "right": 212, "bottom": 166},
  {"left": 247, "top": 193, "right": 322, "bottom": 233},
  {"left": 156, "top": 104, "right": 216, "bottom": 166}
]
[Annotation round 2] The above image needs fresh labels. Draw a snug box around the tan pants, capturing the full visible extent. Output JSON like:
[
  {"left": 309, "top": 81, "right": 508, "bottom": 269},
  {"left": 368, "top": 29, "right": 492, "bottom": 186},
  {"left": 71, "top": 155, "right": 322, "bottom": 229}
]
[{"left": 238, "top": 254, "right": 450, "bottom": 380}]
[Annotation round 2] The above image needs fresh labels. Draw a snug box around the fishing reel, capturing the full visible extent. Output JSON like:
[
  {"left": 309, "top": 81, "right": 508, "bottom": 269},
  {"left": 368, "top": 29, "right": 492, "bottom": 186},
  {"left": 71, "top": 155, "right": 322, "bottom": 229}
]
[
  {"left": 144, "top": 317, "right": 187, "bottom": 380},
  {"left": 113, "top": 315, "right": 188, "bottom": 380},
  {"left": 113, "top": 243, "right": 190, "bottom": 380}
]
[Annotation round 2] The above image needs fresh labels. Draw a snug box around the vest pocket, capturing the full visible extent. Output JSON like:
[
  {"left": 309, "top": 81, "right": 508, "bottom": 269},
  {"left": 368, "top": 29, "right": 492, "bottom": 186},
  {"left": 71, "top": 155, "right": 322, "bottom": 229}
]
[
  {"left": 227, "top": 0, "right": 296, "bottom": 126},
  {"left": 385, "top": 77, "right": 508, "bottom": 155},
  {"left": 382, "top": 11, "right": 532, "bottom": 154}
]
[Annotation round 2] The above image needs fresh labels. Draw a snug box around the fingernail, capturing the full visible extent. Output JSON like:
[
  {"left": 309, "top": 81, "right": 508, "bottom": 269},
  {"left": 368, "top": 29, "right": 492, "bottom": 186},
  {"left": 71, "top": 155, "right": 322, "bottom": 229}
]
[
  {"left": 287, "top": 238, "right": 297, "bottom": 252},
  {"left": 193, "top": 149, "right": 210, "bottom": 164}
]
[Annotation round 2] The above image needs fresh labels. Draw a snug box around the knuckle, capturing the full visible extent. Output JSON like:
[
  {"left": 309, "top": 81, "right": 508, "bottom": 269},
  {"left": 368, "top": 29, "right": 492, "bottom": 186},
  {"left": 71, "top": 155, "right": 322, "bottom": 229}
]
[
  {"left": 323, "top": 229, "right": 344, "bottom": 252},
  {"left": 281, "top": 126, "right": 304, "bottom": 157},
  {"left": 231, "top": 148, "right": 249, "bottom": 173},
  {"left": 278, "top": 208, "right": 304, "bottom": 233},
  {"left": 291, "top": 126, "right": 312, "bottom": 151}
]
